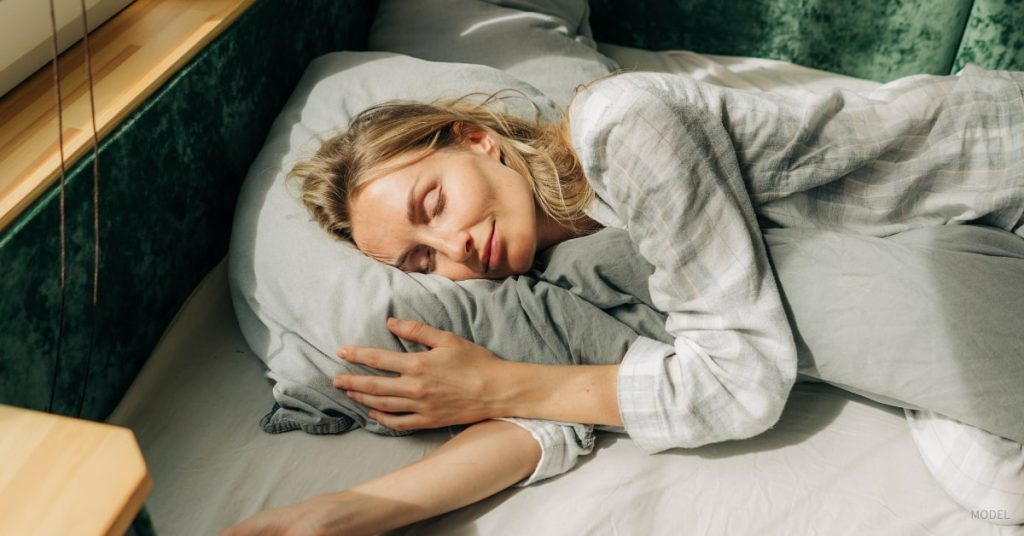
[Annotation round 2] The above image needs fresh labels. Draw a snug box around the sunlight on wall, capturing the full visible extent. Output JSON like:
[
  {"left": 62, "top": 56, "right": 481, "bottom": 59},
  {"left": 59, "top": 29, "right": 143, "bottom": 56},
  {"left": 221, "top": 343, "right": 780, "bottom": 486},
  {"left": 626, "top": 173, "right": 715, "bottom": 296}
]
[{"left": 0, "top": 0, "right": 134, "bottom": 97}]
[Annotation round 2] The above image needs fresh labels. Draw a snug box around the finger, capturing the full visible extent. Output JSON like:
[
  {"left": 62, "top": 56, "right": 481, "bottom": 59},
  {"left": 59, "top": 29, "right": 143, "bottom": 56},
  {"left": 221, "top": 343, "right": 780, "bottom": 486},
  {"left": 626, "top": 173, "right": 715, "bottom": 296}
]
[
  {"left": 369, "top": 410, "right": 431, "bottom": 432},
  {"left": 333, "top": 374, "right": 418, "bottom": 398},
  {"left": 345, "top": 391, "right": 420, "bottom": 414},
  {"left": 387, "top": 317, "right": 458, "bottom": 348},
  {"left": 337, "top": 346, "right": 408, "bottom": 373}
]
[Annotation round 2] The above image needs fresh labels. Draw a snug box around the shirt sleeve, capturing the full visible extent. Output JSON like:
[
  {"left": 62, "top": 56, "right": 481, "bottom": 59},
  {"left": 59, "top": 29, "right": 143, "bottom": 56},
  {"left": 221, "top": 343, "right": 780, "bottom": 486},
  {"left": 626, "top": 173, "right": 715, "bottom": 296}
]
[
  {"left": 495, "top": 418, "right": 595, "bottom": 486},
  {"left": 569, "top": 72, "right": 799, "bottom": 453}
]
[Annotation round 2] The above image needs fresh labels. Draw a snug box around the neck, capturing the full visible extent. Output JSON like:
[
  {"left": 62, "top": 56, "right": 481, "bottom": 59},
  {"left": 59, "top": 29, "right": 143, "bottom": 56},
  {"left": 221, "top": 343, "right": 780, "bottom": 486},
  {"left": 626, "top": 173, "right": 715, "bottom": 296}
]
[{"left": 535, "top": 207, "right": 603, "bottom": 253}]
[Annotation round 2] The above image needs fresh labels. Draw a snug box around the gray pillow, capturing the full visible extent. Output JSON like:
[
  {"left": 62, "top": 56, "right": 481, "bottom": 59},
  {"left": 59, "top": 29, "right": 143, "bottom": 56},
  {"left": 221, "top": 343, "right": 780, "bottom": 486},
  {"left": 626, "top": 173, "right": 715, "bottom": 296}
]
[
  {"left": 227, "top": 52, "right": 640, "bottom": 436},
  {"left": 767, "top": 224, "right": 1024, "bottom": 444},
  {"left": 368, "top": 0, "right": 618, "bottom": 106}
]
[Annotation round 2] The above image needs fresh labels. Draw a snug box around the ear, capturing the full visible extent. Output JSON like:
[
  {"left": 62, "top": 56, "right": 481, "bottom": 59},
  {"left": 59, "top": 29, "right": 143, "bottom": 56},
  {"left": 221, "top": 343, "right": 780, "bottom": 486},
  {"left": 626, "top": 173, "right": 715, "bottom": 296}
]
[{"left": 454, "top": 121, "right": 502, "bottom": 161}]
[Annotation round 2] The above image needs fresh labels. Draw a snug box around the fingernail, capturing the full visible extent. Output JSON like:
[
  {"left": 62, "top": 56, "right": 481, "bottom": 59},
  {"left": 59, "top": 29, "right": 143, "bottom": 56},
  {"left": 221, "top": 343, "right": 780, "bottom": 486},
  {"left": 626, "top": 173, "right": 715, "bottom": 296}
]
[{"left": 337, "top": 347, "right": 349, "bottom": 359}]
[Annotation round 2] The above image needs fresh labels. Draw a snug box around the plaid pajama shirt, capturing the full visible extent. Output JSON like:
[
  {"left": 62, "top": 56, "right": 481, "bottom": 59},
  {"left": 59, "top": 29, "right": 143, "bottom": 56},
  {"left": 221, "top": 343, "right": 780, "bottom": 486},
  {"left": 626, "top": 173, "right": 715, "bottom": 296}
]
[{"left": 504, "top": 66, "right": 1024, "bottom": 486}]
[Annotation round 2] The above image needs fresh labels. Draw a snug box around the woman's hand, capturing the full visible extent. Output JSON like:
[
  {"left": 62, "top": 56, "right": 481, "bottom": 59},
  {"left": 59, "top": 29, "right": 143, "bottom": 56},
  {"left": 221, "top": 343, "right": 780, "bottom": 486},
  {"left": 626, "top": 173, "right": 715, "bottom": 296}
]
[{"left": 334, "top": 317, "right": 510, "bottom": 431}]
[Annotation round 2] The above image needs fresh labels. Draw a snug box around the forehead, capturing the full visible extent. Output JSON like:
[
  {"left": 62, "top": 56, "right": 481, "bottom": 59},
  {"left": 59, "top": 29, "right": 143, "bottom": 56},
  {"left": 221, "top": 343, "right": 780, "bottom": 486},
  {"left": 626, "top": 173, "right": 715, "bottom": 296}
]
[{"left": 348, "top": 151, "right": 432, "bottom": 264}]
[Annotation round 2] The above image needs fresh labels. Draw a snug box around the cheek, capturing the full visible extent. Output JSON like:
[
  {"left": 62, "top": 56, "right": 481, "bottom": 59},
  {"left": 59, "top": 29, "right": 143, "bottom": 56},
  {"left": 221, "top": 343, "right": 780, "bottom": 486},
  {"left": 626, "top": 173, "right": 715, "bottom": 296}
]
[
  {"left": 507, "top": 236, "right": 536, "bottom": 274},
  {"left": 504, "top": 191, "right": 539, "bottom": 273}
]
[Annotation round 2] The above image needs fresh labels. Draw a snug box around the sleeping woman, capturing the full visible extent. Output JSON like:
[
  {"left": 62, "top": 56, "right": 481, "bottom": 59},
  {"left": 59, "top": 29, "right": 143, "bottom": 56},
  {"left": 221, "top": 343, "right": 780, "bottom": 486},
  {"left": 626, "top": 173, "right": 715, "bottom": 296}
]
[{"left": 223, "top": 66, "right": 1024, "bottom": 535}]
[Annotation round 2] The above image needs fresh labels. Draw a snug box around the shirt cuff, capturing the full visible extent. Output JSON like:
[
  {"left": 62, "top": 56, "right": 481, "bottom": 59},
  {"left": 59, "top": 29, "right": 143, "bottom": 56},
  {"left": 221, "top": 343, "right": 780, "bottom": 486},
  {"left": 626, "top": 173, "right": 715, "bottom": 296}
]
[
  {"left": 616, "top": 335, "right": 680, "bottom": 453},
  {"left": 495, "top": 418, "right": 595, "bottom": 487}
]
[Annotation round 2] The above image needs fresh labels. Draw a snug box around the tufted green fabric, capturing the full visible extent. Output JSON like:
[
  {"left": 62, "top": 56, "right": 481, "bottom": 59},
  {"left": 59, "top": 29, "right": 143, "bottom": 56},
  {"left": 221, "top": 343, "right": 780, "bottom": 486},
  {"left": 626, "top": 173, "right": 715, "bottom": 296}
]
[
  {"left": 951, "top": 0, "right": 1024, "bottom": 73},
  {"left": 0, "top": 0, "right": 377, "bottom": 421},
  {"left": 588, "top": 0, "right": 974, "bottom": 82}
]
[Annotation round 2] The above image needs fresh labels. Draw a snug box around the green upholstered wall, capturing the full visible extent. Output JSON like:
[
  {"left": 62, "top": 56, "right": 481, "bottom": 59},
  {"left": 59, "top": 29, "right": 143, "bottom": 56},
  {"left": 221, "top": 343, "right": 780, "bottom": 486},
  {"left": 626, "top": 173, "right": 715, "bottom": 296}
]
[
  {"left": 952, "top": 0, "right": 1024, "bottom": 72},
  {"left": 589, "top": 0, "right": 981, "bottom": 82},
  {"left": 0, "top": 0, "right": 378, "bottom": 421}
]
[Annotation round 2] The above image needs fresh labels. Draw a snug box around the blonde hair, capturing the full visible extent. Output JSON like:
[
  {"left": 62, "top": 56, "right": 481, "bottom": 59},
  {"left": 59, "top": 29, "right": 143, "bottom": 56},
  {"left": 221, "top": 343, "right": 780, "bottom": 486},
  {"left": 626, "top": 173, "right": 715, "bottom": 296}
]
[{"left": 290, "top": 90, "right": 595, "bottom": 242}]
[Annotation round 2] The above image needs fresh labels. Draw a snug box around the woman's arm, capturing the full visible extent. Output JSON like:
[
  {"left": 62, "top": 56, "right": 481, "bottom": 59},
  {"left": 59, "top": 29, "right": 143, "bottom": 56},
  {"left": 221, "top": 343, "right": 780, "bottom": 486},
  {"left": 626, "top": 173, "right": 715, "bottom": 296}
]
[
  {"left": 335, "top": 317, "right": 623, "bottom": 430},
  {"left": 221, "top": 419, "right": 541, "bottom": 536},
  {"left": 567, "top": 72, "right": 799, "bottom": 451}
]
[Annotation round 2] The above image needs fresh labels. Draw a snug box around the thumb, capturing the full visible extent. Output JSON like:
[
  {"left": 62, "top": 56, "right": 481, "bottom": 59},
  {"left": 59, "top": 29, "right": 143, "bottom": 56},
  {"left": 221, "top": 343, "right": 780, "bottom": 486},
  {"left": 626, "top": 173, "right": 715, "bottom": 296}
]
[{"left": 387, "top": 317, "right": 456, "bottom": 348}]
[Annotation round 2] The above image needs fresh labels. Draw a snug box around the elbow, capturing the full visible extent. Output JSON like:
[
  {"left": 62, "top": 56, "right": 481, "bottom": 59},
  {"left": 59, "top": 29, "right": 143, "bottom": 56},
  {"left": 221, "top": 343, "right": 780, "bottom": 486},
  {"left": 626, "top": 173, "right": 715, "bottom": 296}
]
[
  {"left": 744, "top": 392, "right": 788, "bottom": 438},
  {"left": 742, "top": 354, "right": 798, "bottom": 437}
]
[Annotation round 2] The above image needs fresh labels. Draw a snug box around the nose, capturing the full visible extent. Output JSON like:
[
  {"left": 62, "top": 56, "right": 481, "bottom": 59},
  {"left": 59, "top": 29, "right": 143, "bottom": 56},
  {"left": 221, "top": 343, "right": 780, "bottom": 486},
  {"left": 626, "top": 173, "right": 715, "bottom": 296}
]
[{"left": 429, "top": 228, "right": 473, "bottom": 264}]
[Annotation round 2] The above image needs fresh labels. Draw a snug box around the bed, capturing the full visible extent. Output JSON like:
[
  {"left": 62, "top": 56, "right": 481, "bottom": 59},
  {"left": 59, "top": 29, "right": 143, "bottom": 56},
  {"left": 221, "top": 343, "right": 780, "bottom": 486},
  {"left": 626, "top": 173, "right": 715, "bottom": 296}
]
[
  {"left": 108, "top": 259, "right": 1021, "bottom": 535},
  {"left": 3, "top": 1, "right": 1023, "bottom": 535},
  {"left": 105, "top": 9, "right": 1024, "bottom": 528}
]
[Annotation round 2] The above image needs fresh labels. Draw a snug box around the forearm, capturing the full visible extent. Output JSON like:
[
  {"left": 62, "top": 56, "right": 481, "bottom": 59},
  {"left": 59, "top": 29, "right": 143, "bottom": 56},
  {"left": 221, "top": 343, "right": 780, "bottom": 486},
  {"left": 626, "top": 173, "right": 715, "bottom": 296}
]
[
  {"left": 323, "top": 419, "right": 541, "bottom": 534},
  {"left": 498, "top": 361, "right": 622, "bottom": 427}
]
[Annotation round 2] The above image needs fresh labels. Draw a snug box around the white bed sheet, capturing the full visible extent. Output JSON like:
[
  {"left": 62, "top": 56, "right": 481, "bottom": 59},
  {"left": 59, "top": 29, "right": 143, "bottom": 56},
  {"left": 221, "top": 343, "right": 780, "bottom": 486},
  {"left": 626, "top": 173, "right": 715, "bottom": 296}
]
[{"left": 108, "top": 45, "right": 1024, "bottom": 535}]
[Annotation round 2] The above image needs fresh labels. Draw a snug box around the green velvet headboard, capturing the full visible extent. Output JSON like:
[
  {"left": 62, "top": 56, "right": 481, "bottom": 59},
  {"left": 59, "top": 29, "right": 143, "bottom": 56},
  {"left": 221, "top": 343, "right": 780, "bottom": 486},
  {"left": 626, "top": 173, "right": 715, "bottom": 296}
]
[
  {"left": 589, "top": 0, "right": 1024, "bottom": 81},
  {"left": 3, "top": 0, "right": 1023, "bottom": 423},
  {"left": 0, "top": 0, "right": 378, "bottom": 422}
]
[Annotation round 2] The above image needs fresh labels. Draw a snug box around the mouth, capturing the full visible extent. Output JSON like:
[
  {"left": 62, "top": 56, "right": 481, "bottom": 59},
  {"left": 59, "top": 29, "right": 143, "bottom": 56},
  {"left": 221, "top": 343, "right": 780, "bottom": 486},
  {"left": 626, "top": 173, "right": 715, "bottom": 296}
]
[{"left": 481, "top": 220, "right": 495, "bottom": 273}]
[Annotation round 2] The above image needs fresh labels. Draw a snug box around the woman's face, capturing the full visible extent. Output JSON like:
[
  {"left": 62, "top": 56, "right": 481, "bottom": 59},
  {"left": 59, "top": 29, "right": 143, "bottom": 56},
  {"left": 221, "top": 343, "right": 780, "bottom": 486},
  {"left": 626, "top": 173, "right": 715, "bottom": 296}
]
[{"left": 348, "top": 129, "right": 548, "bottom": 281}]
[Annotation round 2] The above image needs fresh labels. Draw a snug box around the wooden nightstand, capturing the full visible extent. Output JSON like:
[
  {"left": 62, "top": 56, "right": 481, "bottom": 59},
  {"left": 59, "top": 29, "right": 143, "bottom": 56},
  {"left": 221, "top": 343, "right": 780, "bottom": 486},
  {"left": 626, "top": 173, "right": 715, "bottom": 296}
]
[{"left": 0, "top": 404, "right": 152, "bottom": 535}]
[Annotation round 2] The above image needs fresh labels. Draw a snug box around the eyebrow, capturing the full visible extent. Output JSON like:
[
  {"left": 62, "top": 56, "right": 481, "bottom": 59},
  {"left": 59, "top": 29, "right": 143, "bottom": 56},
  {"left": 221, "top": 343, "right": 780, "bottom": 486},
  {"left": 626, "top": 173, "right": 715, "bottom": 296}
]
[
  {"left": 391, "top": 175, "right": 423, "bottom": 270},
  {"left": 406, "top": 174, "right": 421, "bottom": 225}
]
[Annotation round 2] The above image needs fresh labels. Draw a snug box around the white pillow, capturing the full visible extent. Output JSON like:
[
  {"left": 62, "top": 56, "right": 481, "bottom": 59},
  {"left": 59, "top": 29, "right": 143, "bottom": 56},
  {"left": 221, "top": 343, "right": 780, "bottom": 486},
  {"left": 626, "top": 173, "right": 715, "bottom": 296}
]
[{"left": 368, "top": 0, "right": 618, "bottom": 106}]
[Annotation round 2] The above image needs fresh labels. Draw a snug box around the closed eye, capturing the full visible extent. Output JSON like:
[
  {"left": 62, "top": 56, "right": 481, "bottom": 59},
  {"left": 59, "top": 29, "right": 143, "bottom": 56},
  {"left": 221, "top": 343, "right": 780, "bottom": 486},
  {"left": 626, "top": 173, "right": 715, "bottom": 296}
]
[{"left": 432, "top": 189, "right": 446, "bottom": 218}]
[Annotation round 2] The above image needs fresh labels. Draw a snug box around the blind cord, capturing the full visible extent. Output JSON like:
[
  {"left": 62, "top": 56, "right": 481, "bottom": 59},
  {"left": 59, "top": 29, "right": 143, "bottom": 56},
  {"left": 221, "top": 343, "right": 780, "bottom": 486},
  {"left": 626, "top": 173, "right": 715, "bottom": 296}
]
[
  {"left": 76, "top": 0, "right": 102, "bottom": 419},
  {"left": 46, "top": 0, "right": 68, "bottom": 415},
  {"left": 44, "top": 0, "right": 102, "bottom": 417}
]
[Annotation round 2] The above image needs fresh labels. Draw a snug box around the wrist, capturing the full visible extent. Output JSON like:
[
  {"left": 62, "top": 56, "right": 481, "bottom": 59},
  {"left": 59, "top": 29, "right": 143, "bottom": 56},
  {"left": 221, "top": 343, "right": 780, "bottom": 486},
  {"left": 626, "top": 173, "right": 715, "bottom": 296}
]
[
  {"left": 304, "top": 489, "right": 395, "bottom": 535},
  {"left": 489, "top": 362, "right": 623, "bottom": 426},
  {"left": 493, "top": 361, "right": 548, "bottom": 419},
  {"left": 323, "top": 488, "right": 426, "bottom": 535}
]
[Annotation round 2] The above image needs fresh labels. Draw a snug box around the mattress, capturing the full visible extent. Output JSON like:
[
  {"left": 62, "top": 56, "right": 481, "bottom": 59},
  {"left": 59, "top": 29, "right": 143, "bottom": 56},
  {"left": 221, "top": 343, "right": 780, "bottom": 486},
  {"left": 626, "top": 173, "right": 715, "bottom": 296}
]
[{"left": 107, "top": 46, "right": 1024, "bottom": 535}]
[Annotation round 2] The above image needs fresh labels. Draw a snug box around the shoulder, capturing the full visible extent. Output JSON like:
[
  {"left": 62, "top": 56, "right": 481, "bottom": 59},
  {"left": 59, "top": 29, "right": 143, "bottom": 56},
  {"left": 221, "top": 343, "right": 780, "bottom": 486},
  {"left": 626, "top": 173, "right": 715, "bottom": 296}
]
[
  {"left": 568, "top": 73, "right": 674, "bottom": 129},
  {"left": 567, "top": 72, "right": 707, "bottom": 152},
  {"left": 566, "top": 73, "right": 698, "bottom": 224}
]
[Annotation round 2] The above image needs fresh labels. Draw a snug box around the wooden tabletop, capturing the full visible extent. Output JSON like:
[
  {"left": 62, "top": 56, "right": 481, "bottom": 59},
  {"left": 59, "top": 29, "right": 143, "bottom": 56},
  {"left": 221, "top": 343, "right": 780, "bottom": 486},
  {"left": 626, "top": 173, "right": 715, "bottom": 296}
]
[
  {"left": 0, "top": 0, "right": 254, "bottom": 232},
  {"left": 0, "top": 404, "right": 151, "bottom": 536}
]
